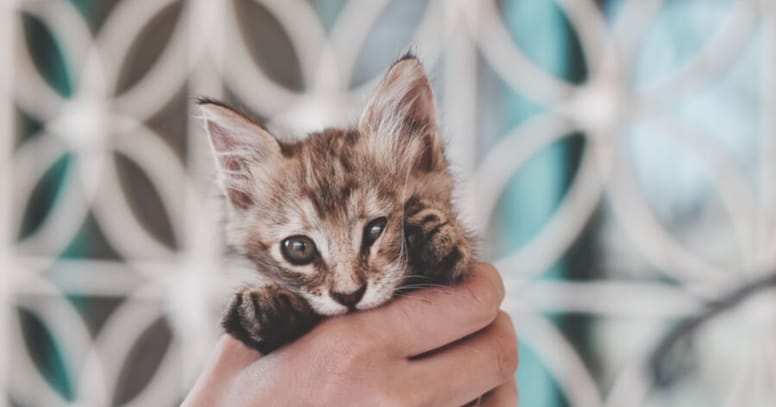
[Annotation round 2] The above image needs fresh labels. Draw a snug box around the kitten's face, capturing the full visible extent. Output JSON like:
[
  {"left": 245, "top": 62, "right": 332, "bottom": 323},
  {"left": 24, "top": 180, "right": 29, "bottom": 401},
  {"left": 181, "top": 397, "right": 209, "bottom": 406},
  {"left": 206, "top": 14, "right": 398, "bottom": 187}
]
[{"left": 201, "top": 56, "right": 454, "bottom": 316}]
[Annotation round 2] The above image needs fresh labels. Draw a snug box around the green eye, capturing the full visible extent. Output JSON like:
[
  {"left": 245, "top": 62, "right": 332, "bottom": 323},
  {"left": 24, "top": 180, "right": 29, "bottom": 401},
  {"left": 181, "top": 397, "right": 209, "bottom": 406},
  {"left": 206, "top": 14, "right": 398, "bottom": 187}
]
[
  {"left": 364, "top": 217, "right": 387, "bottom": 246},
  {"left": 281, "top": 235, "right": 318, "bottom": 265}
]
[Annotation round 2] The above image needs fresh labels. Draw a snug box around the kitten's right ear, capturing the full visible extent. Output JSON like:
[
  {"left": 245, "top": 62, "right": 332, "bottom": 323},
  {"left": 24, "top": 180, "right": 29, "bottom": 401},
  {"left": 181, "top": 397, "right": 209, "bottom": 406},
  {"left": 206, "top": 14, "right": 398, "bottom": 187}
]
[{"left": 198, "top": 99, "right": 280, "bottom": 210}]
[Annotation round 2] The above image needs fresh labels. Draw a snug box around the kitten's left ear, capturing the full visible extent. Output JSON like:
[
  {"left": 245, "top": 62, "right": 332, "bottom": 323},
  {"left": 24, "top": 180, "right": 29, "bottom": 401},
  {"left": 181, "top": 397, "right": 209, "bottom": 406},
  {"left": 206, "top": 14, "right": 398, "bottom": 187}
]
[{"left": 359, "top": 54, "right": 444, "bottom": 172}]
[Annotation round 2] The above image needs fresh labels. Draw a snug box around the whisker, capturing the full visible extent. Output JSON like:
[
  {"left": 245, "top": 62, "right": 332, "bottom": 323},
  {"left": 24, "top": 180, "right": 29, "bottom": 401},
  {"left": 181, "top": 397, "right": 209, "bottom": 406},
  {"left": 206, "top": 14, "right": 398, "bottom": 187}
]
[
  {"left": 391, "top": 292, "right": 433, "bottom": 303},
  {"left": 397, "top": 284, "right": 450, "bottom": 291},
  {"left": 399, "top": 281, "right": 447, "bottom": 286},
  {"left": 397, "top": 159, "right": 412, "bottom": 266},
  {"left": 218, "top": 181, "right": 253, "bottom": 193},
  {"left": 212, "top": 148, "right": 257, "bottom": 158},
  {"left": 219, "top": 169, "right": 251, "bottom": 177},
  {"left": 400, "top": 275, "right": 437, "bottom": 281}
]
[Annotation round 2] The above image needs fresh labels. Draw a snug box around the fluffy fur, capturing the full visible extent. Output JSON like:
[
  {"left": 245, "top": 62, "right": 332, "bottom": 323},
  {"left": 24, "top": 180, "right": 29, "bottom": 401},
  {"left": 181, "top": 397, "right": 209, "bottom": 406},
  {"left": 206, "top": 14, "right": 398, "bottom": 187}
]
[{"left": 200, "top": 55, "right": 474, "bottom": 354}]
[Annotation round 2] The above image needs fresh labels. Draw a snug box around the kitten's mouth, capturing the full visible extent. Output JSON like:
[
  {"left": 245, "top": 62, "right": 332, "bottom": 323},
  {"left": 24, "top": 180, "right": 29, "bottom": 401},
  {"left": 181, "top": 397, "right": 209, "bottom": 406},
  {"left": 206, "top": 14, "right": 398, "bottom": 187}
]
[{"left": 306, "top": 287, "right": 393, "bottom": 316}]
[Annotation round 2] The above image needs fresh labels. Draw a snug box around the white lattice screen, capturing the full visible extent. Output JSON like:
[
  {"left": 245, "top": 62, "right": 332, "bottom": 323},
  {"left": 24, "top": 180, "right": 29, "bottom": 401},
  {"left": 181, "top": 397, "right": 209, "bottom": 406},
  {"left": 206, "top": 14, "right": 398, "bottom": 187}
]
[{"left": 2, "top": 1, "right": 775, "bottom": 406}]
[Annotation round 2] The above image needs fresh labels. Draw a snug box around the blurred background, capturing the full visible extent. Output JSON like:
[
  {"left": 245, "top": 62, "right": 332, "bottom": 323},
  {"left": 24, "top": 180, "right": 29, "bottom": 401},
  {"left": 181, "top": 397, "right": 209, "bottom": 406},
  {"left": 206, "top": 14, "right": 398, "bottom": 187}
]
[{"left": 2, "top": 0, "right": 775, "bottom": 406}]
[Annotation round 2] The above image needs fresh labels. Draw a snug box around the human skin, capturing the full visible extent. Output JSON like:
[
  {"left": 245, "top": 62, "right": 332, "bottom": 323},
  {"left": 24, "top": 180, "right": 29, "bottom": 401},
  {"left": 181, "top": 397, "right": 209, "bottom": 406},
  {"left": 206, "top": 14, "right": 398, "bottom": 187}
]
[{"left": 181, "top": 263, "right": 518, "bottom": 406}]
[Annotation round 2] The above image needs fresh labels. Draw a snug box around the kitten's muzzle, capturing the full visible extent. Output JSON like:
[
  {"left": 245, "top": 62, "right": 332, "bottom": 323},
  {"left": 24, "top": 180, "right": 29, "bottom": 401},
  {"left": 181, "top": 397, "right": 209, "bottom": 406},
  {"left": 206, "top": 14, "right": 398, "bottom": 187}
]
[{"left": 330, "top": 285, "right": 367, "bottom": 310}]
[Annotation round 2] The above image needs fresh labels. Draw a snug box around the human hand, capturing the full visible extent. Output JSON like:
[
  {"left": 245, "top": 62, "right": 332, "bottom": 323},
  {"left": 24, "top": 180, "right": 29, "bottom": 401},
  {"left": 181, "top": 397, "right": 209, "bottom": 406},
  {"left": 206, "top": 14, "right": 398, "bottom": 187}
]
[{"left": 181, "top": 263, "right": 518, "bottom": 406}]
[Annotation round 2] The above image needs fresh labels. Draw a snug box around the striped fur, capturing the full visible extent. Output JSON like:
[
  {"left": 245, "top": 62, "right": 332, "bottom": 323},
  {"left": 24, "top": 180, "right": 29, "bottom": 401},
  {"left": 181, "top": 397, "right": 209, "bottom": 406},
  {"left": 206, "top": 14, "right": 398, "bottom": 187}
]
[{"left": 200, "top": 55, "right": 474, "bottom": 353}]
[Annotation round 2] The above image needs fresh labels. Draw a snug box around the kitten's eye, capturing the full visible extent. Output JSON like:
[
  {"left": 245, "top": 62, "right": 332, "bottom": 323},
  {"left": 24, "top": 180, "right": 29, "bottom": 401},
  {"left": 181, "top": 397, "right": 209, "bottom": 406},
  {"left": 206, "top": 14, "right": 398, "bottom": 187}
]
[
  {"left": 281, "top": 236, "right": 318, "bottom": 265},
  {"left": 364, "top": 217, "right": 387, "bottom": 246}
]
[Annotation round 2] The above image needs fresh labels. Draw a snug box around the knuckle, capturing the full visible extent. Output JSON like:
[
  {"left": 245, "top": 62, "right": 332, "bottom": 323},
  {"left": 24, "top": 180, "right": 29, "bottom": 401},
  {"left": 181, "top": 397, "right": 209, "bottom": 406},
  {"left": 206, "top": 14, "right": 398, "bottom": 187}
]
[
  {"left": 478, "top": 263, "right": 505, "bottom": 302},
  {"left": 402, "top": 389, "right": 439, "bottom": 407},
  {"left": 496, "top": 341, "right": 519, "bottom": 380},
  {"left": 493, "top": 313, "right": 519, "bottom": 379},
  {"left": 464, "top": 272, "right": 502, "bottom": 318}
]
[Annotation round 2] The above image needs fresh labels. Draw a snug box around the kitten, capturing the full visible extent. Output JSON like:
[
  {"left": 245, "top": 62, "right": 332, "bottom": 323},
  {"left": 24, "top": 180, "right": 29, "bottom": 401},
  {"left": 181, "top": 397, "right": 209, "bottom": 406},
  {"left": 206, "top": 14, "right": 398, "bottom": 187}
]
[{"left": 199, "top": 54, "right": 474, "bottom": 354}]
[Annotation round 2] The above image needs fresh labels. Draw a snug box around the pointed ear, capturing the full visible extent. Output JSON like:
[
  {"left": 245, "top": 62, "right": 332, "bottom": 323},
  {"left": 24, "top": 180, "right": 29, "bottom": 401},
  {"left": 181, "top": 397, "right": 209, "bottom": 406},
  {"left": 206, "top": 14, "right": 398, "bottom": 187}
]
[
  {"left": 359, "top": 55, "right": 444, "bottom": 172},
  {"left": 198, "top": 99, "right": 280, "bottom": 210}
]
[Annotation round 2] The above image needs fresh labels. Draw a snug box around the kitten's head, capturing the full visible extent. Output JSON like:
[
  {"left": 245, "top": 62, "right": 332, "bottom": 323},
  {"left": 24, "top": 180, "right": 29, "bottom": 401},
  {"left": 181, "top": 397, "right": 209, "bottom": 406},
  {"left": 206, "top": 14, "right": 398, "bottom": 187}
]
[{"left": 199, "top": 55, "right": 455, "bottom": 316}]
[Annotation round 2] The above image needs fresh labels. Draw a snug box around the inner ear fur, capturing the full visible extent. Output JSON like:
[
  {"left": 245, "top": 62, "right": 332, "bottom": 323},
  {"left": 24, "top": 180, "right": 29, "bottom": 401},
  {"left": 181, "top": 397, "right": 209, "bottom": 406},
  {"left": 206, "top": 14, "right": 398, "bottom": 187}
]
[
  {"left": 198, "top": 99, "right": 280, "bottom": 210},
  {"left": 359, "top": 54, "right": 445, "bottom": 172}
]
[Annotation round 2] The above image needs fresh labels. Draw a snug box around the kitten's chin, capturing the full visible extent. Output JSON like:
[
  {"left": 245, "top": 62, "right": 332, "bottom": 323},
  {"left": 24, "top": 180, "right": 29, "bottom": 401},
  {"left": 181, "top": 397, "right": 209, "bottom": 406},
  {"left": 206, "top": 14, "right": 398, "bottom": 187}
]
[
  {"left": 355, "top": 293, "right": 393, "bottom": 311},
  {"left": 314, "top": 298, "right": 388, "bottom": 315},
  {"left": 301, "top": 294, "right": 349, "bottom": 316},
  {"left": 355, "top": 301, "right": 385, "bottom": 311},
  {"left": 317, "top": 307, "right": 349, "bottom": 317},
  {"left": 302, "top": 287, "right": 395, "bottom": 316}
]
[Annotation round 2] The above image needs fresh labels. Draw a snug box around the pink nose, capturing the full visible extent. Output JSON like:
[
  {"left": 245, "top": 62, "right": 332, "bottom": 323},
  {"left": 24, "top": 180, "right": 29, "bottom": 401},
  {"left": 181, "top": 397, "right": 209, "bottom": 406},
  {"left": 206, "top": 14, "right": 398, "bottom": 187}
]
[{"left": 330, "top": 285, "right": 366, "bottom": 309}]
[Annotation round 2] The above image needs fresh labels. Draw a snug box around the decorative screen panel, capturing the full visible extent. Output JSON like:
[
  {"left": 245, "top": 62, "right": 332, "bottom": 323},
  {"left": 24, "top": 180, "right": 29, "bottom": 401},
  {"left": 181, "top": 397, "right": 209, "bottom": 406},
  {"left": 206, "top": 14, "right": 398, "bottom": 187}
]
[{"left": 1, "top": 1, "right": 774, "bottom": 406}]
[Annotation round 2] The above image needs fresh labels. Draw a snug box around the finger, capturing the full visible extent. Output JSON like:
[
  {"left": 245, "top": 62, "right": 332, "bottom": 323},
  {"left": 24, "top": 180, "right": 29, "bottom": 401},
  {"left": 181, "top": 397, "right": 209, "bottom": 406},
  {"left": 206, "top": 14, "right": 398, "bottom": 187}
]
[
  {"left": 408, "top": 312, "right": 518, "bottom": 406},
  {"left": 352, "top": 262, "right": 504, "bottom": 357},
  {"left": 479, "top": 379, "right": 519, "bottom": 407}
]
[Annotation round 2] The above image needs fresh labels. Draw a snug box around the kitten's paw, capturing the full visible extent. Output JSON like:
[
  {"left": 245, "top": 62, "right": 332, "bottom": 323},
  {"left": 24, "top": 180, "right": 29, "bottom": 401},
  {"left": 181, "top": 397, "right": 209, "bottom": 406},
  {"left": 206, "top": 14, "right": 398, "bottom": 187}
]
[
  {"left": 221, "top": 285, "right": 320, "bottom": 354},
  {"left": 404, "top": 199, "right": 473, "bottom": 283}
]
